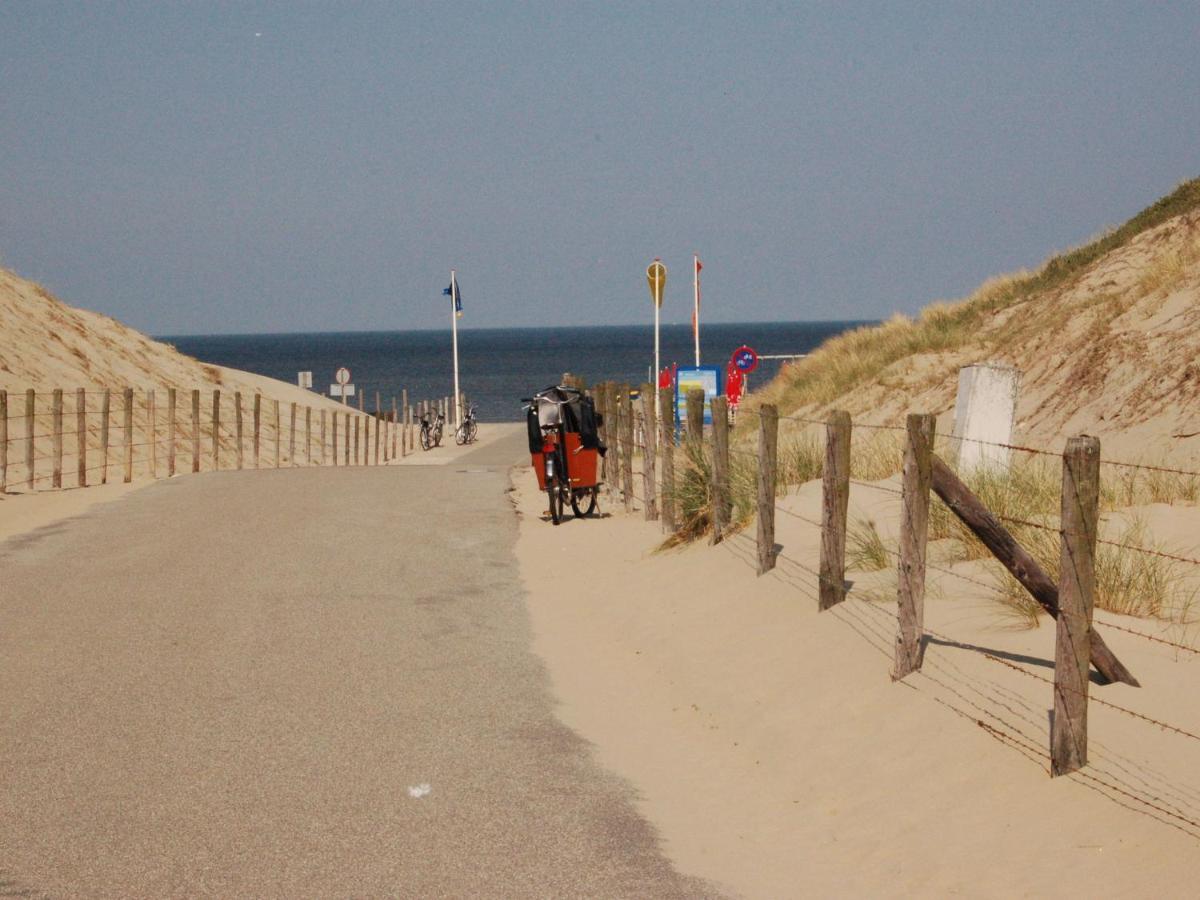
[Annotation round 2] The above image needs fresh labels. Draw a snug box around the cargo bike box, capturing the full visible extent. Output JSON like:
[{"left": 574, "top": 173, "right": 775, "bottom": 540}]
[{"left": 524, "top": 384, "right": 606, "bottom": 524}]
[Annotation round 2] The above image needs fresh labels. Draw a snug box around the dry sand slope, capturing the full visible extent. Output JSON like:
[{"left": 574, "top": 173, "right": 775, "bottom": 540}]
[{"left": 515, "top": 471, "right": 1200, "bottom": 898}]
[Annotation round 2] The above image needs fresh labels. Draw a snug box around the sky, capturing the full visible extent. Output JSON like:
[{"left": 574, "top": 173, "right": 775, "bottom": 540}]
[{"left": 1, "top": 2, "right": 1198, "bottom": 335}]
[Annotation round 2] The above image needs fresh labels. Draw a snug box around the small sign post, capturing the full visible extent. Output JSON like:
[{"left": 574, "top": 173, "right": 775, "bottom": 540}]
[
  {"left": 330, "top": 367, "right": 355, "bottom": 404},
  {"left": 298, "top": 371, "right": 313, "bottom": 389}
]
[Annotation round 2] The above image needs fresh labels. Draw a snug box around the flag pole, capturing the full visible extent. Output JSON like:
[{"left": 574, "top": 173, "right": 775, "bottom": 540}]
[
  {"left": 693, "top": 253, "right": 700, "bottom": 367},
  {"left": 451, "top": 269, "right": 461, "bottom": 428},
  {"left": 654, "top": 272, "right": 661, "bottom": 422}
]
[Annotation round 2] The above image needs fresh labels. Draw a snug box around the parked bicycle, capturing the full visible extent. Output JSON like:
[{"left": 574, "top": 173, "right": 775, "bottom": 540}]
[
  {"left": 455, "top": 404, "right": 479, "bottom": 445},
  {"left": 420, "top": 408, "right": 445, "bottom": 450}
]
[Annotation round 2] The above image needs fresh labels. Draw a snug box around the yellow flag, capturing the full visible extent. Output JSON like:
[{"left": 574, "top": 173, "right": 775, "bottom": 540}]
[{"left": 646, "top": 259, "right": 667, "bottom": 308}]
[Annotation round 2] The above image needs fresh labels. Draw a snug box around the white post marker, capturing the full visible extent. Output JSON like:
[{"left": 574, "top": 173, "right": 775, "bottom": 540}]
[
  {"left": 331, "top": 367, "right": 354, "bottom": 405},
  {"left": 647, "top": 259, "right": 666, "bottom": 425},
  {"left": 298, "top": 371, "right": 313, "bottom": 389},
  {"left": 450, "top": 270, "right": 462, "bottom": 428}
]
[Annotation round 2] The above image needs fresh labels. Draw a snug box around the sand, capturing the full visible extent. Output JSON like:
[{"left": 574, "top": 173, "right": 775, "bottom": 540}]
[{"left": 514, "top": 470, "right": 1200, "bottom": 897}]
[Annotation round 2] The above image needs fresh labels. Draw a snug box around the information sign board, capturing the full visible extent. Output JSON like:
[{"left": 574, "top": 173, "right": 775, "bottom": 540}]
[{"left": 674, "top": 365, "right": 723, "bottom": 432}]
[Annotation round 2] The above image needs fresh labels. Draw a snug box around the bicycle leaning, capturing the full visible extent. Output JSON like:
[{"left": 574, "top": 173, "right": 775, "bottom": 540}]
[
  {"left": 419, "top": 408, "right": 445, "bottom": 450},
  {"left": 454, "top": 404, "right": 479, "bottom": 445}
]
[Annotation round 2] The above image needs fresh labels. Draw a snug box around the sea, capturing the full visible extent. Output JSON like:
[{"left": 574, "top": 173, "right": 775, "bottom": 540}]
[{"left": 162, "top": 322, "right": 868, "bottom": 422}]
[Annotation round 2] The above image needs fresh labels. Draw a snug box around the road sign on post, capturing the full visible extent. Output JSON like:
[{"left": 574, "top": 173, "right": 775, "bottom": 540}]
[
  {"left": 331, "top": 367, "right": 355, "bottom": 403},
  {"left": 298, "top": 371, "right": 313, "bottom": 389}
]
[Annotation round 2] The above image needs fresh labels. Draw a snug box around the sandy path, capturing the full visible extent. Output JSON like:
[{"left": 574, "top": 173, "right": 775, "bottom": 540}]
[
  {"left": 514, "top": 470, "right": 1200, "bottom": 897},
  {"left": 0, "top": 430, "right": 717, "bottom": 898}
]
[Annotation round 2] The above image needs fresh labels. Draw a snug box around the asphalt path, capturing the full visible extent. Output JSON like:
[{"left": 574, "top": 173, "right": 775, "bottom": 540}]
[{"left": 0, "top": 430, "right": 719, "bottom": 898}]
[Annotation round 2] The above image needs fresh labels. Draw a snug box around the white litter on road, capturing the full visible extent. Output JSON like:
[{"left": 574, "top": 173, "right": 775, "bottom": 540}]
[{"left": 408, "top": 783, "right": 432, "bottom": 798}]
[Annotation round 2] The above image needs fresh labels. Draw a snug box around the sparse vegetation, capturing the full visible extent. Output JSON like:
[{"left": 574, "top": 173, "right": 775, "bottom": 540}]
[{"left": 847, "top": 518, "right": 890, "bottom": 571}]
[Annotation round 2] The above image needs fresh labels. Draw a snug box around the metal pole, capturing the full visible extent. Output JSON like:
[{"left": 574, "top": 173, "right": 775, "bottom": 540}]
[
  {"left": 693, "top": 252, "right": 700, "bottom": 367},
  {"left": 654, "top": 276, "right": 660, "bottom": 428},
  {"left": 451, "top": 269, "right": 462, "bottom": 428}
]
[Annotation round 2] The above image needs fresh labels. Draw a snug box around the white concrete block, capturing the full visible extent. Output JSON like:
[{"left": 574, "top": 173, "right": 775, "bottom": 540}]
[{"left": 950, "top": 363, "right": 1020, "bottom": 475}]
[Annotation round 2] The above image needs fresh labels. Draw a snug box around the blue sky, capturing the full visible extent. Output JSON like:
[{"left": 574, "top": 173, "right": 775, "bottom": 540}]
[{"left": 1, "top": 1, "right": 1197, "bottom": 334}]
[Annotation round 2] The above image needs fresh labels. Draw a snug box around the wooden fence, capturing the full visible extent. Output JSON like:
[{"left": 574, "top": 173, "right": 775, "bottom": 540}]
[
  {"left": 585, "top": 380, "right": 1194, "bottom": 783},
  {"left": 0, "top": 387, "right": 469, "bottom": 495}
]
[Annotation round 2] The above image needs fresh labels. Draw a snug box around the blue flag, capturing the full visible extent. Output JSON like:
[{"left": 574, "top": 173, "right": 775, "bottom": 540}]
[{"left": 443, "top": 280, "right": 463, "bottom": 318}]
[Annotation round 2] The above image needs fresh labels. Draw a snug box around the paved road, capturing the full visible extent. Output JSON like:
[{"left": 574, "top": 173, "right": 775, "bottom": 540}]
[{"left": 0, "top": 431, "right": 718, "bottom": 898}]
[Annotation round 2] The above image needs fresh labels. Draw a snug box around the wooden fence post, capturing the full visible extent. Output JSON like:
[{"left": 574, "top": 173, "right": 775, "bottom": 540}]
[
  {"left": 235, "top": 392, "right": 244, "bottom": 470},
  {"left": 0, "top": 390, "right": 7, "bottom": 493},
  {"left": 168, "top": 388, "right": 177, "bottom": 477},
  {"left": 253, "top": 394, "right": 262, "bottom": 468},
  {"left": 640, "top": 384, "right": 658, "bottom": 521},
  {"left": 191, "top": 389, "right": 200, "bottom": 473},
  {"left": 710, "top": 395, "right": 729, "bottom": 541},
  {"left": 609, "top": 385, "right": 621, "bottom": 502},
  {"left": 147, "top": 389, "right": 157, "bottom": 479},
  {"left": 52, "top": 388, "right": 63, "bottom": 488},
  {"left": 344, "top": 412, "right": 351, "bottom": 466},
  {"left": 211, "top": 389, "right": 221, "bottom": 471},
  {"left": 659, "top": 386, "right": 676, "bottom": 533},
  {"left": 273, "top": 399, "right": 281, "bottom": 468},
  {"left": 321, "top": 409, "right": 328, "bottom": 466},
  {"left": 353, "top": 415, "right": 360, "bottom": 465},
  {"left": 686, "top": 388, "right": 704, "bottom": 446},
  {"left": 391, "top": 397, "right": 398, "bottom": 460},
  {"left": 305, "top": 406, "right": 312, "bottom": 466},
  {"left": 756, "top": 404, "right": 779, "bottom": 574},
  {"left": 123, "top": 387, "right": 135, "bottom": 483},
  {"left": 76, "top": 388, "right": 87, "bottom": 488},
  {"left": 819, "top": 410, "right": 852, "bottom": 610},
  {"left": 401, "top": 390, "right": 409, "bottom": 457},
  {"left": 101, "top": 389, "right": 112, "bottom": 482},
  {"left": 289, "top": 403, "right": 297, "bottom": 466},
  {"left": 894, "top": 413, "right": 935, "bottom": 680},
  {"left": 1052, "top": 434, "right": 1099, "bottom": 776},
  {"left": 374, "top": 392, "right": 381, "bottom": 464},
  {"left": 332, "top": 412, "right": 339, "bottom": 466},
  {"left": 620, "top": 386, "right": 634, "bottom": 512},
  {"left": 25, "top": 389, "right": 35, "bottom": 490}
]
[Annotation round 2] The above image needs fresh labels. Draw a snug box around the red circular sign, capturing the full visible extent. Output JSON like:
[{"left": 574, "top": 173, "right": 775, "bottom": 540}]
[
  {"left": 731, "top": 345, "right": 759, "bottom": 373},
  {"left": 335, "top": 367, "right": 351, "bottom": 385}
]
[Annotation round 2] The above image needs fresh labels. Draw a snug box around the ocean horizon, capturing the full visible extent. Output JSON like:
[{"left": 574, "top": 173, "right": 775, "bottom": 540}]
[{"left": 164, "top": 321, "right": 871, "bottom": 421}]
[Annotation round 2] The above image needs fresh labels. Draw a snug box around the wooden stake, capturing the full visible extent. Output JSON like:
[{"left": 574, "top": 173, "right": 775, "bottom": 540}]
[
  {"left": 640, "top": 384, "right": 658, "bottom": 521},
  {"left": 305, "top": 406, "right": 312, "bottom": 465},
  {"left": 374, "top": 392, "right": 381, "bottom": 465},
  {"left": 147, "top": 389, "right": 157, "bottom": 479},
  {"left": 620, "top": 386, "right": 634, "bottom": 513},
  {"left": 344, "top": 412, "right": 351, "bottom": 466},
  {"left": 320, "top": 409, "right": 327, "bottom": 466},
  {"left": 0, "top": 390, "right": 7, "bottom": 493},
  {"left": 819, "top": 411, "right": 852, "bottom": 610},
  {"left": 332, "top": 412, "right": 339, "bottom": 466},
  {"left": 168, "top": 388, "right": 177, "bottom": 477},
  {"left": 710, "top": 395, "right": 729, "bottom": 541},
  {"left": 894, "top": 413, "right": 935, "bottom": 681},
  {"left": 211, "top": 390, "right": 221, "bottom": 471},
  {"left": 52, "top": 388, "right": 63, "bottom": 488},
  {"left": 25, "top": 389, "right": 35, "bottom": 490},
  {"left": 686, "top": 388, "right": 704, "bottom": 446},
  {"left": 929, "top": 455, "right": 1138, "bottom": 686},
  {"left": 253, "top": 394, "right": 262, "bottom": 468},
  {"left": 401, "top": 390, "right": 408, "bottom": 457},
  {"left": 98, "top": 389, "right": 110, "bottom": 484},
  {"left": 273, "top": 399, "right": 281, "bottom": 468},
  {"left": 392, "top": 397, "right": 398, "bottom": 460},
  {"left": 191, "top": 390, "right": 199, "bottom": 473},
  {"left": 289, "top": 403, "right": 296, "bottom": 466},
  {"left": 659, "top": 386, "right": 676, "bottom": 533},
  {"left": 123, "top": 387, "right": 134, "bottom": 483},
  {"left": 1052, "top": 435, "right": 1100, "bottom": 776},
  {"left": 353, "top": 415, "right": 360, "bottom": 465},
  {"left": 235, "top": 392, "right": 244, "bottom": 470},
  {"left": 756, "top": 404, "right": 779, "bottom": 575},
  {"left": 76, "top": 388, "right": 87, "bottom": 488}
]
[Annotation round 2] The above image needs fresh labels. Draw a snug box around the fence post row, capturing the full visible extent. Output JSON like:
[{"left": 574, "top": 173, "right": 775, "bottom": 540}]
[
  {"left": 640, "top": 384, "right": 658, "bottom": 521},
  {"left": 1052, "top": 434, "right": 1100, "bottom": 776},
  {"left": 52, "top": 388, "right": 63, "bottom": 489},
  {"left": 819, "top": 410, "right": 852, "bottom": 610},
  {"left": 756, "top": 403, "right": 779, "bottom": 575},
  {"left": 77, "top": 387, "right": 87, "bottom": 488},
  {"left": 893, "top": 413, "right": 935, "bottom": 681},
  {"left": 710, "top": 395, "right": 729, "bottom": 542},
  {"left": 659, "top": 386, "right": 676, "bottom": 533}
]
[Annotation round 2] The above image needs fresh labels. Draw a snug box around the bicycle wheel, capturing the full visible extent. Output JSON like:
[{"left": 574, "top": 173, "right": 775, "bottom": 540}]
[
  {"left": 548, "top": 479, "right": 565, "bottom": 525},
  {"left": 434, "top": 424, "right": 443, "bottom": 447},
  {"left": 467, "top": 419, "right": 478, "bottom": 443},
  {"left": 570, "top": 486, "right": 598, "bottom": 518},
  {"left": 420, "top": 427, "right": 432, "bottom": 451},
  {"left": 455, "top": 423, "right": 467, "bottom": 445}
]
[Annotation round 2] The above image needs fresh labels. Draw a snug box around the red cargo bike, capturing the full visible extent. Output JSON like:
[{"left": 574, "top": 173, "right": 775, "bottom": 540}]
[{"left": 523, "top": 384, "right": 606, "bottom": 525}]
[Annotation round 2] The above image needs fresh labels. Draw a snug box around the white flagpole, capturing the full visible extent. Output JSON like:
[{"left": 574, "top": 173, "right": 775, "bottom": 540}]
[
  {"left": 451, "top": 269, "right": 461, "bottom": 428},
  {"left": 654, "top": 277, "right": 661, "bottom": 420},
  {"left": 693, "top": 253, "right": 700, "bottom": 367}
]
